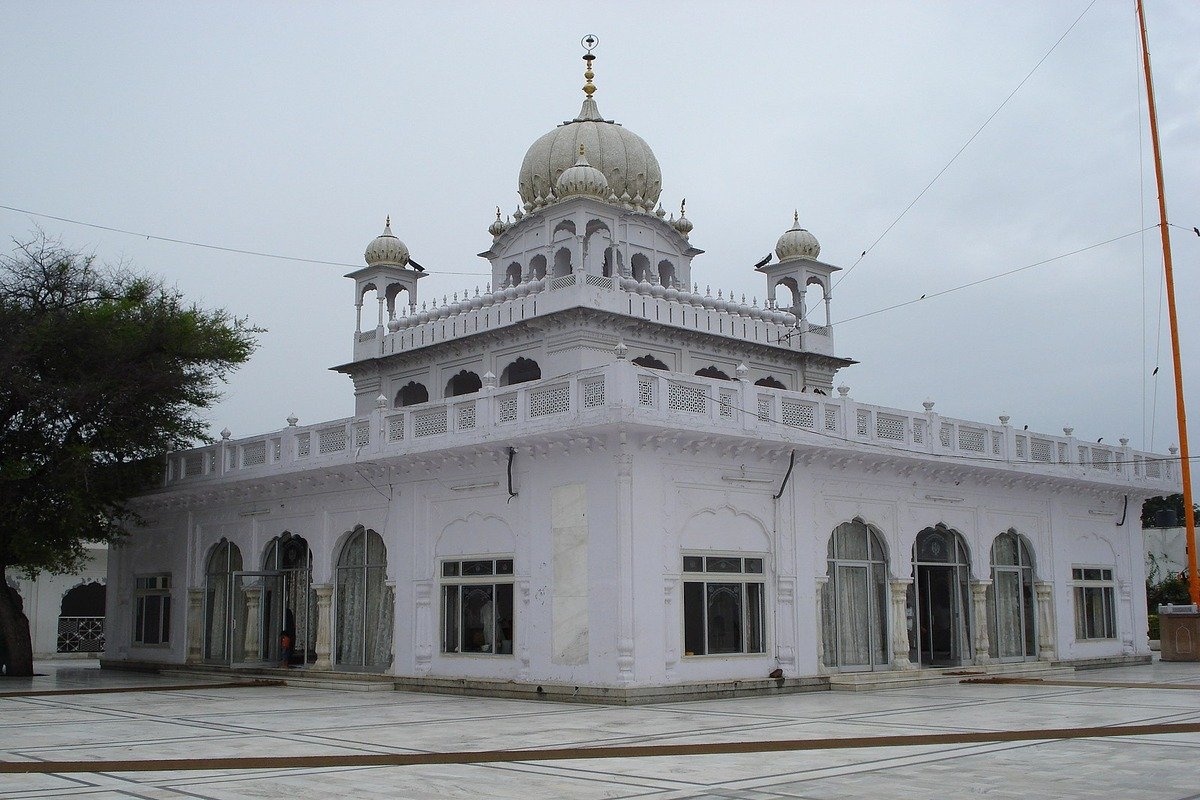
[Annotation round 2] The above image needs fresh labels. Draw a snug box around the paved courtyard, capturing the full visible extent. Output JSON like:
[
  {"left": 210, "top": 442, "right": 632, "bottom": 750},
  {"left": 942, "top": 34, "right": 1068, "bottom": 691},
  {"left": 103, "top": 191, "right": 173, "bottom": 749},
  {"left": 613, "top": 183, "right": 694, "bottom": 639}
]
[{"left": 3, "top": 660, "right": 1200, "bottom": 799}]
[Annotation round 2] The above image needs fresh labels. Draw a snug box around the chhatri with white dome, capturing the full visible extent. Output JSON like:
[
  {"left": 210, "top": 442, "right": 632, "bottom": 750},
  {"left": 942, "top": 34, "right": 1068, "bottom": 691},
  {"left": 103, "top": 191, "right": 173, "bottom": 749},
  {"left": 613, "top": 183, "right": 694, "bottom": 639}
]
[{"left": 104, "top": 40, "right": 1175, "bottom": 700}]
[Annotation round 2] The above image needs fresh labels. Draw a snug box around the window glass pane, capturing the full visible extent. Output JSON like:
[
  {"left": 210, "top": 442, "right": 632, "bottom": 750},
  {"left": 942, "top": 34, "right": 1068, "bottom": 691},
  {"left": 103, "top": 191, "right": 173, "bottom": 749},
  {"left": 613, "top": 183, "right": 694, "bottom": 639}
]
[
  {"left": 1102, "top": 587, "right": 1116, "bottom": 638},
  {"left": 442, "top": 586, "right": 460, "bottom": 652},
  {"left": 144, "top": 596, "right": 162, "bottom": 645},
  {"left": 993, "top": 534, "right": 1018, "bottom": 566},
  {"left": 1101, "top": 569, "right": 1113, "bottom": 581},
  {"left": 836, "top": 522, "right": 868, "bottom": 560},
  {"left": 463, "top": 560, "right": 494, "bottom": 576},
  {"left": 335, "top": 566, "right": 365, "bottom": 665},
  {"left": 496, "top": 583, "right": 514, "bottom": 654},
  {"left": 1083, "top": 568, "right": 1102, "bottom": 581},
  {"left": 706, "top": 556, "right": 741, "bottom": 573},
  {"left": 683, "top": 581, "right": 705, "bottom": 655},
  {"left": 706, "top": 583, "right": 743, "bottom": 653},
  {"left": 1074, "top": 586, "right": 1087, "bottom": 639},
  {"left": 746, "top": 582, "right": 765, "bottom": 653},
  {"left": 744, "top": 558, "right": 764, "bottom": 574},
  {"left": 442, "top": 561, "right": 459, "bottom": 577},
  {"left": 461, "top": 585, "right": 494, "bottom": 652},
  {"left": 496, "top": 559, "right": 514, "bottom": 575},
  {"left": 365, "top": 531, "right": 387, "bottom": 566},
  {"left": 683, "top": 556, "right": 704, "bottom": 573},
  {"left": 134, "top": 597, "right": 146, "bottom": 643},
  {"left": 339, "top": 532, "right": 365, "bottom": 568},
  {"left": 916, "top": 531, "right": 950, "bottom": 562},
  {"left": 364, "top": 567, "right": 391, "bottom": 668},
  {"left": 1072, "top": 568, "right": 1083, "bottom": 580}
]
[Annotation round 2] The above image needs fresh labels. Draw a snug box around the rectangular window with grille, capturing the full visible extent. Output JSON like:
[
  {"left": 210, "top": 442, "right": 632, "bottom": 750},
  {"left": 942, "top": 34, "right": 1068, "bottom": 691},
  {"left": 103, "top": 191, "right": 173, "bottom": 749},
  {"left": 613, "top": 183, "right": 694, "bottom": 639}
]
[
  {"left": 133, "top": 574, "right": 172, "bottom": 646},
  {"left": 440, "top": 557, "right": 514, "bottom": 656},
  {"left": 682, "top": 554, "right": 766, "bottom": 656},
  {"left": 1071, "top": 566, "right": 1116, "bottom": 640}
]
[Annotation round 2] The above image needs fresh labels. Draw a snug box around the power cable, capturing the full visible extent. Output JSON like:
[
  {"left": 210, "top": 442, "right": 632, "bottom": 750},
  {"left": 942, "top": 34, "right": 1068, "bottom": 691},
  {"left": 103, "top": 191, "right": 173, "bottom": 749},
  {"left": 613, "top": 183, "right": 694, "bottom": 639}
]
[
  {"left": 831, "top": 227, "right": 1152, "bottom": 329},
  {"left": 0, "top": 202, "right": 489, "bottom": 277},
  {"left": 833, "top": 0, "right": 1099, "bottom": 290}
]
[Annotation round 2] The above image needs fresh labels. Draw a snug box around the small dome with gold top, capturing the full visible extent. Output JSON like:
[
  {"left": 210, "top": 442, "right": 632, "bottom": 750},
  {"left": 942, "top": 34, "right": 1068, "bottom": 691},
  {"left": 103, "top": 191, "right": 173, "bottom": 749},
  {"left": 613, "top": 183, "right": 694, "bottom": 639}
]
[{"left": 556, "top": 144, "right": 610, "bottom": 200}]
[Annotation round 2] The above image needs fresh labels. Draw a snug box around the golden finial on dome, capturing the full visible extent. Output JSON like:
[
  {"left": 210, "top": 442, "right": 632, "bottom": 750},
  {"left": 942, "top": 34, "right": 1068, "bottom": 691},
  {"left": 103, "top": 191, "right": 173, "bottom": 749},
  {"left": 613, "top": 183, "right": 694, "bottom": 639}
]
[
  {"left": 579, "top": 143, "right": 586, "bottom": 157},
  {"left": 680, "top": 198, "right": 687, "bottom": 216},
  {"left": 495, "top": 206, "right": 501, "bottom": 219},
  {"left": 386, "top": 215, "right": 391, "bottom": 227},
  {"left": 793, "top": 210, "right": 799, "bottom": 226},
  {"left": 582, "top": 34, "right": 598, "bottom": 98}
]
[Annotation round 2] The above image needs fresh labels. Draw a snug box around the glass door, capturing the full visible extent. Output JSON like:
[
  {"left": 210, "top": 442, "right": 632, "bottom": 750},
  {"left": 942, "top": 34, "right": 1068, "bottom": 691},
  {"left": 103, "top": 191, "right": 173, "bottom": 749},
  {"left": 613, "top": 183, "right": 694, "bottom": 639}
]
[{"left": 231, "top": 571, "right": 284, "bottom": 667}]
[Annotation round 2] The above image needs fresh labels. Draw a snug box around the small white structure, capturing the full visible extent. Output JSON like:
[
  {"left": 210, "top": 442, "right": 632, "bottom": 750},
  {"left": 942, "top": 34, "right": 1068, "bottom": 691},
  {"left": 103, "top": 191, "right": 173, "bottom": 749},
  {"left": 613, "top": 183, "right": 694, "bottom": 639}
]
[
  {"left": 6, "top": 544, "right": 108, "bottom": 660},
  {"left": 104, "top": 45, "right": 1177, "bottom": 698}
]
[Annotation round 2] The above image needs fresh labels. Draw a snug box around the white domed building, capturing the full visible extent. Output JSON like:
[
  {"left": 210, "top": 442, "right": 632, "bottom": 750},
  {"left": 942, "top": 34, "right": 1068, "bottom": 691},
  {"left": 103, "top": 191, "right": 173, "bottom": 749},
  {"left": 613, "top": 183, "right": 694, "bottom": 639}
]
[{"left": 103, "top": 44, "right": 1175, "bottom": 699}]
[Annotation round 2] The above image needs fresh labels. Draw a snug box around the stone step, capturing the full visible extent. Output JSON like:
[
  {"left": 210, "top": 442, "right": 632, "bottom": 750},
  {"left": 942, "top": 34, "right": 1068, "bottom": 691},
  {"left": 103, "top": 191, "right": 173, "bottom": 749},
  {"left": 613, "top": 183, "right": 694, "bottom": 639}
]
[{"left": 828, "top": 661, "right": 1076, "bottom": 692}]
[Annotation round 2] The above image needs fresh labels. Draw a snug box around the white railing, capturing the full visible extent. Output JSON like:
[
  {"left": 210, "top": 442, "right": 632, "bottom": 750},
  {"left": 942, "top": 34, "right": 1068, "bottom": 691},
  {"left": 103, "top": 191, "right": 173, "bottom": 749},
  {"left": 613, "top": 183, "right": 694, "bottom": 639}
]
[
  {"left": 355, "top": 272, "right": 835, "bottom": 362},
  {"left": 165, "top": 363, "right": 1176, "bottom": 490}
]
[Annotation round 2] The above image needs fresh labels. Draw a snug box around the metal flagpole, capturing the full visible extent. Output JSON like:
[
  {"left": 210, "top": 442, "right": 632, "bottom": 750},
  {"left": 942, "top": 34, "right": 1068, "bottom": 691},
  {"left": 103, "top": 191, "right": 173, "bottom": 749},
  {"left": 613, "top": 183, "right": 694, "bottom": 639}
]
[{"left": 1136, "top": 0, "right": 1198, "bottom": 604}]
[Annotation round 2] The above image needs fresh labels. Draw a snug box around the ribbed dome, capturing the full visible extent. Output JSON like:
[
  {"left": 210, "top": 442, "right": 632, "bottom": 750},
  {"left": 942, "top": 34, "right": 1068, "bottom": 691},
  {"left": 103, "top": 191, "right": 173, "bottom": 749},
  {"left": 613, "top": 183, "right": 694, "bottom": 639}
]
[
  {"left": 519, "top": 97, "right": 662, "bottom": 213},
  {"left": 556, "top": 145, "right": 610, "bottom": 199},
  {"left": 775, "top": 212, "right": 820, "bottom": 261},
  {"left": 364, "top": 217, "right": 410, "bottom": 267}
]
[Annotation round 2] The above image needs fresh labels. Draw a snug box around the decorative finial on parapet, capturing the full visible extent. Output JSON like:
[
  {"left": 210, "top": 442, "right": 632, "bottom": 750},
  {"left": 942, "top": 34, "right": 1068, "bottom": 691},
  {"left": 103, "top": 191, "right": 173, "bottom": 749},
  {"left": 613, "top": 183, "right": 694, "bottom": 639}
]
[
  {"left": 376, "top": 393, "right": 388, "bottom": 409},
  {"left": 1063, "top": 426, "right": 1074, "bottom": 436},
  {"left": 614, "top": 339, "right": 628, "bottom": 360},
  {"left": 582, "top": 34, "right": 598, "bottom": 97},
  {"left": 922, "top": 399, "right": 935, "bottom": 411},
  {"left": 1170, "top": 445, "right": 1179, "bottom": 455},
  {"left": 999, "top": 414, "right": 1010, "bottom": 425},
  {"left": 1119, "top": 437, "right": 1129, "bottom": 446},
  {"left": 483, "top": 371, "right": 497, "bottom": 390},
  {"left": 220, "top": 427, "right": 231, "bottom": 440},
  {"left": 736, "top": 363, "right": 749, "bottom": 380},
  {"left": 287, "top": 413, "right": 298, "bottom": 426},
  {"left": 837, "top": 384, "right": 850, "bottom": 398}
]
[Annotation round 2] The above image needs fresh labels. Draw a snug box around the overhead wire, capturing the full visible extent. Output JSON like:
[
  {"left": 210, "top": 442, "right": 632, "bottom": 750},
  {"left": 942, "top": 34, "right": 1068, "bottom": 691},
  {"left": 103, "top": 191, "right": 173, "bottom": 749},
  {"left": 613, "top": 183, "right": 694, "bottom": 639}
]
[
  {"left": 0, "top": 202, "right": 489, "bottom": 277},
  {"left": 833, "top": 0, "right": 1099, "bottom": 291}
]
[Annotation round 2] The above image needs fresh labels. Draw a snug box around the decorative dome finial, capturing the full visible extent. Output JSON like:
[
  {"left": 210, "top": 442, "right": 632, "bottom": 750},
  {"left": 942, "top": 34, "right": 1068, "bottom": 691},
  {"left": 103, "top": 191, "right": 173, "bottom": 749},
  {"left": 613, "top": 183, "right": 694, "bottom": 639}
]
[
  {"left": 672, "top": 199, "right": 693, "bottom": 237},
  {"left": 556, "top": 142, "right": 609, "bottom": 200},
  {"left": 775, "top": 211, "right": 820, "bottom": 261},
  {"left": 582, "top": 34, "right": 598, "bottom": 98},
  {"left": 365, "top": 216, "right": 410, "bottom": 267},
  {"left": 488, "top": 206, "right": 509, "bottom": 238}
]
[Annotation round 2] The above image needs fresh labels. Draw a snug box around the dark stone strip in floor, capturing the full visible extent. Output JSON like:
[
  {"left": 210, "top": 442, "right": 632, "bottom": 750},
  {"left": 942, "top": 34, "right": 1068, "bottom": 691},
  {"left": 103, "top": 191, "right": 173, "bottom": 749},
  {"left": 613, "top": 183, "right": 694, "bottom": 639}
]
[
  {"left": 964, "top": 677, "right": 1200, "bottom": 690},
  {"left": 6, "top": 720, "right": 1200, "bottom": 774},
  {"left": 0, "top": 681, "right": 284, "bottom": 699}
]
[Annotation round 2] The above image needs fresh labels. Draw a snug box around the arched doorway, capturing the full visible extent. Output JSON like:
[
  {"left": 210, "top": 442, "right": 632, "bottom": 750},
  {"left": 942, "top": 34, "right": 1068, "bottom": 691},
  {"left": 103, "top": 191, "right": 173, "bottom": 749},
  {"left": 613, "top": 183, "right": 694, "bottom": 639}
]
[
  {"left": 988, "top": 530, "right": 1037, "bottom": 661},
  {"left": 500, "top": 357, "right": 541, "bottom": 386},
  {"left": 908, "top": 525, "right": 972, "bottom": 666},
  {"left": 335, "top": 527, "right": 393, "bottom": 670},
  {"left": 822, "top": 520, "right": 889, "bottom": 670},
  {"left": 264, "top": 533, "right": 316, "bottom": 667},
  {"left": 203, "top": 540, "right": 242, "bottom": 662},
  {"left": 57, "top": 582, "right": 106, "bottom": 653}
]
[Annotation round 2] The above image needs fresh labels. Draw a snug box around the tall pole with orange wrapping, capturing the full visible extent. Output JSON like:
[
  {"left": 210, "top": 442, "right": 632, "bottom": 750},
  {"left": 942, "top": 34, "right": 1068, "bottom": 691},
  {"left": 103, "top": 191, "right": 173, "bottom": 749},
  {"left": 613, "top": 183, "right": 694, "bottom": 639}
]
[{"left": 1136, "top": 0, "right": 1198, "bottom": 604}]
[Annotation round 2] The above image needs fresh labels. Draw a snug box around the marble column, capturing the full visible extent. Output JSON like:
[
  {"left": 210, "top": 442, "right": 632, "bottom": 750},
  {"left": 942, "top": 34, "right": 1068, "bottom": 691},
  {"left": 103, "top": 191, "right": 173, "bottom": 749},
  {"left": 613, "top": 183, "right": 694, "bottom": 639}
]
[
  {"left": 614, "top": 452, "right": 635, "bottom": 684},
  {"left": 888, "top": 578, "right": 914, "bottom": 669},
  {"left": 312, "top": 584, "right": 334, "bottom": 671},
  {"left": 186, "top": 588, "right": 204, "bottom": 663},
  {"left": 814, "top": 576, "right": 829, "bottom": 674},
  {"left": 1035, "top": 581, "right": 1058, "bottom": 661},
  {"left": 970, "top": 579, "right": 992, "bottom": 664}
]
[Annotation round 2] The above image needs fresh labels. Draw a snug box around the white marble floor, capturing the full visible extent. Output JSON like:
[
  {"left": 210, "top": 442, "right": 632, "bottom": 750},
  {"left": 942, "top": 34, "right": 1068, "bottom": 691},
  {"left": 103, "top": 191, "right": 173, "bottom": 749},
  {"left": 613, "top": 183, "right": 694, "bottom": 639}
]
[{"left": 3, "top": 660, "right": 1200, "bottom": 799}]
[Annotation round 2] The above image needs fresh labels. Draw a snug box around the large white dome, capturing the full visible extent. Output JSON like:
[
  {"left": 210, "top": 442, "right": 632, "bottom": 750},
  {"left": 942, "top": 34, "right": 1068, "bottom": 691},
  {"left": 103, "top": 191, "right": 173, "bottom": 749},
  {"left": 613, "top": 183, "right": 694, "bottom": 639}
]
[{"left": 519, "top": 97, "right": 662, "bottom": 213}]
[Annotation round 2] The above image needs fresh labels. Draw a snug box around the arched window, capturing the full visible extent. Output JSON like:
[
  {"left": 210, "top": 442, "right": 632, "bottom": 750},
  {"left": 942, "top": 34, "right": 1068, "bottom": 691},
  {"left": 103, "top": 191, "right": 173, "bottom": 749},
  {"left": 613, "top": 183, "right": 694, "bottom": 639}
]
[
  {"left": 755, "top": 376, "right": 786, "bottom": 389},
  {"left": 530, "top": 254, "right": 547, "bottom": 280},
  {"left": 395, "top": 381, "right": 429, "bottom": 407},
  {"left": 988, "top": 530, "right": 1037, "bottom": 661},
  {"left": 553, "top": 247, "right": 573, "bottom": 277},
  {"left": 908, "top": 525, "right": 972, "bottom": 667},
  {"left": 631, "top": 253, "right": 650, "bottom": 282},
  {"left": 57, "top": 582, "right": 106, "bottom": 654},
  {"left": 658, "top": 259, "right": 676, "bottom": 287},
  {"left": 505, "top": 262, "right": 522, "bottom": 287},
  {"left": 632, "top": 354, "right": 669, "bottom": 370},
  {"left": 806, "top": 276, "right": 829, "bottom": 325},
  {"left": 335, "top": 527, "right": 392, "bottom": 670},
  {"left": 385, "top": 283, "right": 407, "bottom": 319},
  {"left": 822, "top": 520, "right": 889, "bottom": 670},
  {"left": 695, "top": 366, "right": 732, "bottom": 381},
  {"left": 445, "top": 370, "right": 482, "bottom": 398},
  {"left": 553, "top": 219, "right": 577, "bottom": 239},
  {"left": 204, "top": 539, "right": 242, "bottom": 663},
  {"left": 500, "top": 357, "right": 541, "bottom": 386},
  {"left": 774, "top": 277, "right": 798, "bottom": 312},
  {"left": 264, "top": 533, "right": 316, "bottom": 667}
]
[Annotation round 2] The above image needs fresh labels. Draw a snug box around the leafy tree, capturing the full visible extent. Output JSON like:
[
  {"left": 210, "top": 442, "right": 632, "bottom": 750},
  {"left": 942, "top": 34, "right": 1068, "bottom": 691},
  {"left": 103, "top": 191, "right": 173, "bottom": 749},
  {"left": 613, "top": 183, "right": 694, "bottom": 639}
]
[
  {"left": 0, "top": 234, "right": 258, "bottom": 676},
  {"left": 1141, "top": 494, "right": 1198, "bottom": 528}
]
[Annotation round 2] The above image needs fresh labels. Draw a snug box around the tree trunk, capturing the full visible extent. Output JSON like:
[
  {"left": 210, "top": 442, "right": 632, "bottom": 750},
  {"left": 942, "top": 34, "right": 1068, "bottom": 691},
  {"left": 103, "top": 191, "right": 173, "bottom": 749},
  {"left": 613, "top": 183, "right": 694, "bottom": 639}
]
[{"left": 0, "top": 571, "right": 35, "bottom": 677}]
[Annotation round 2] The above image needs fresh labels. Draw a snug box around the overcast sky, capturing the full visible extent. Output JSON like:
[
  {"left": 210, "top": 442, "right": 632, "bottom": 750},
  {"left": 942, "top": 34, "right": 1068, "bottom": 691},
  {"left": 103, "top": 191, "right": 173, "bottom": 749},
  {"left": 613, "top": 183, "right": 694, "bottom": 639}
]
[{"left": 3, "top": 2, "right": 1198, "bottom": 474}]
